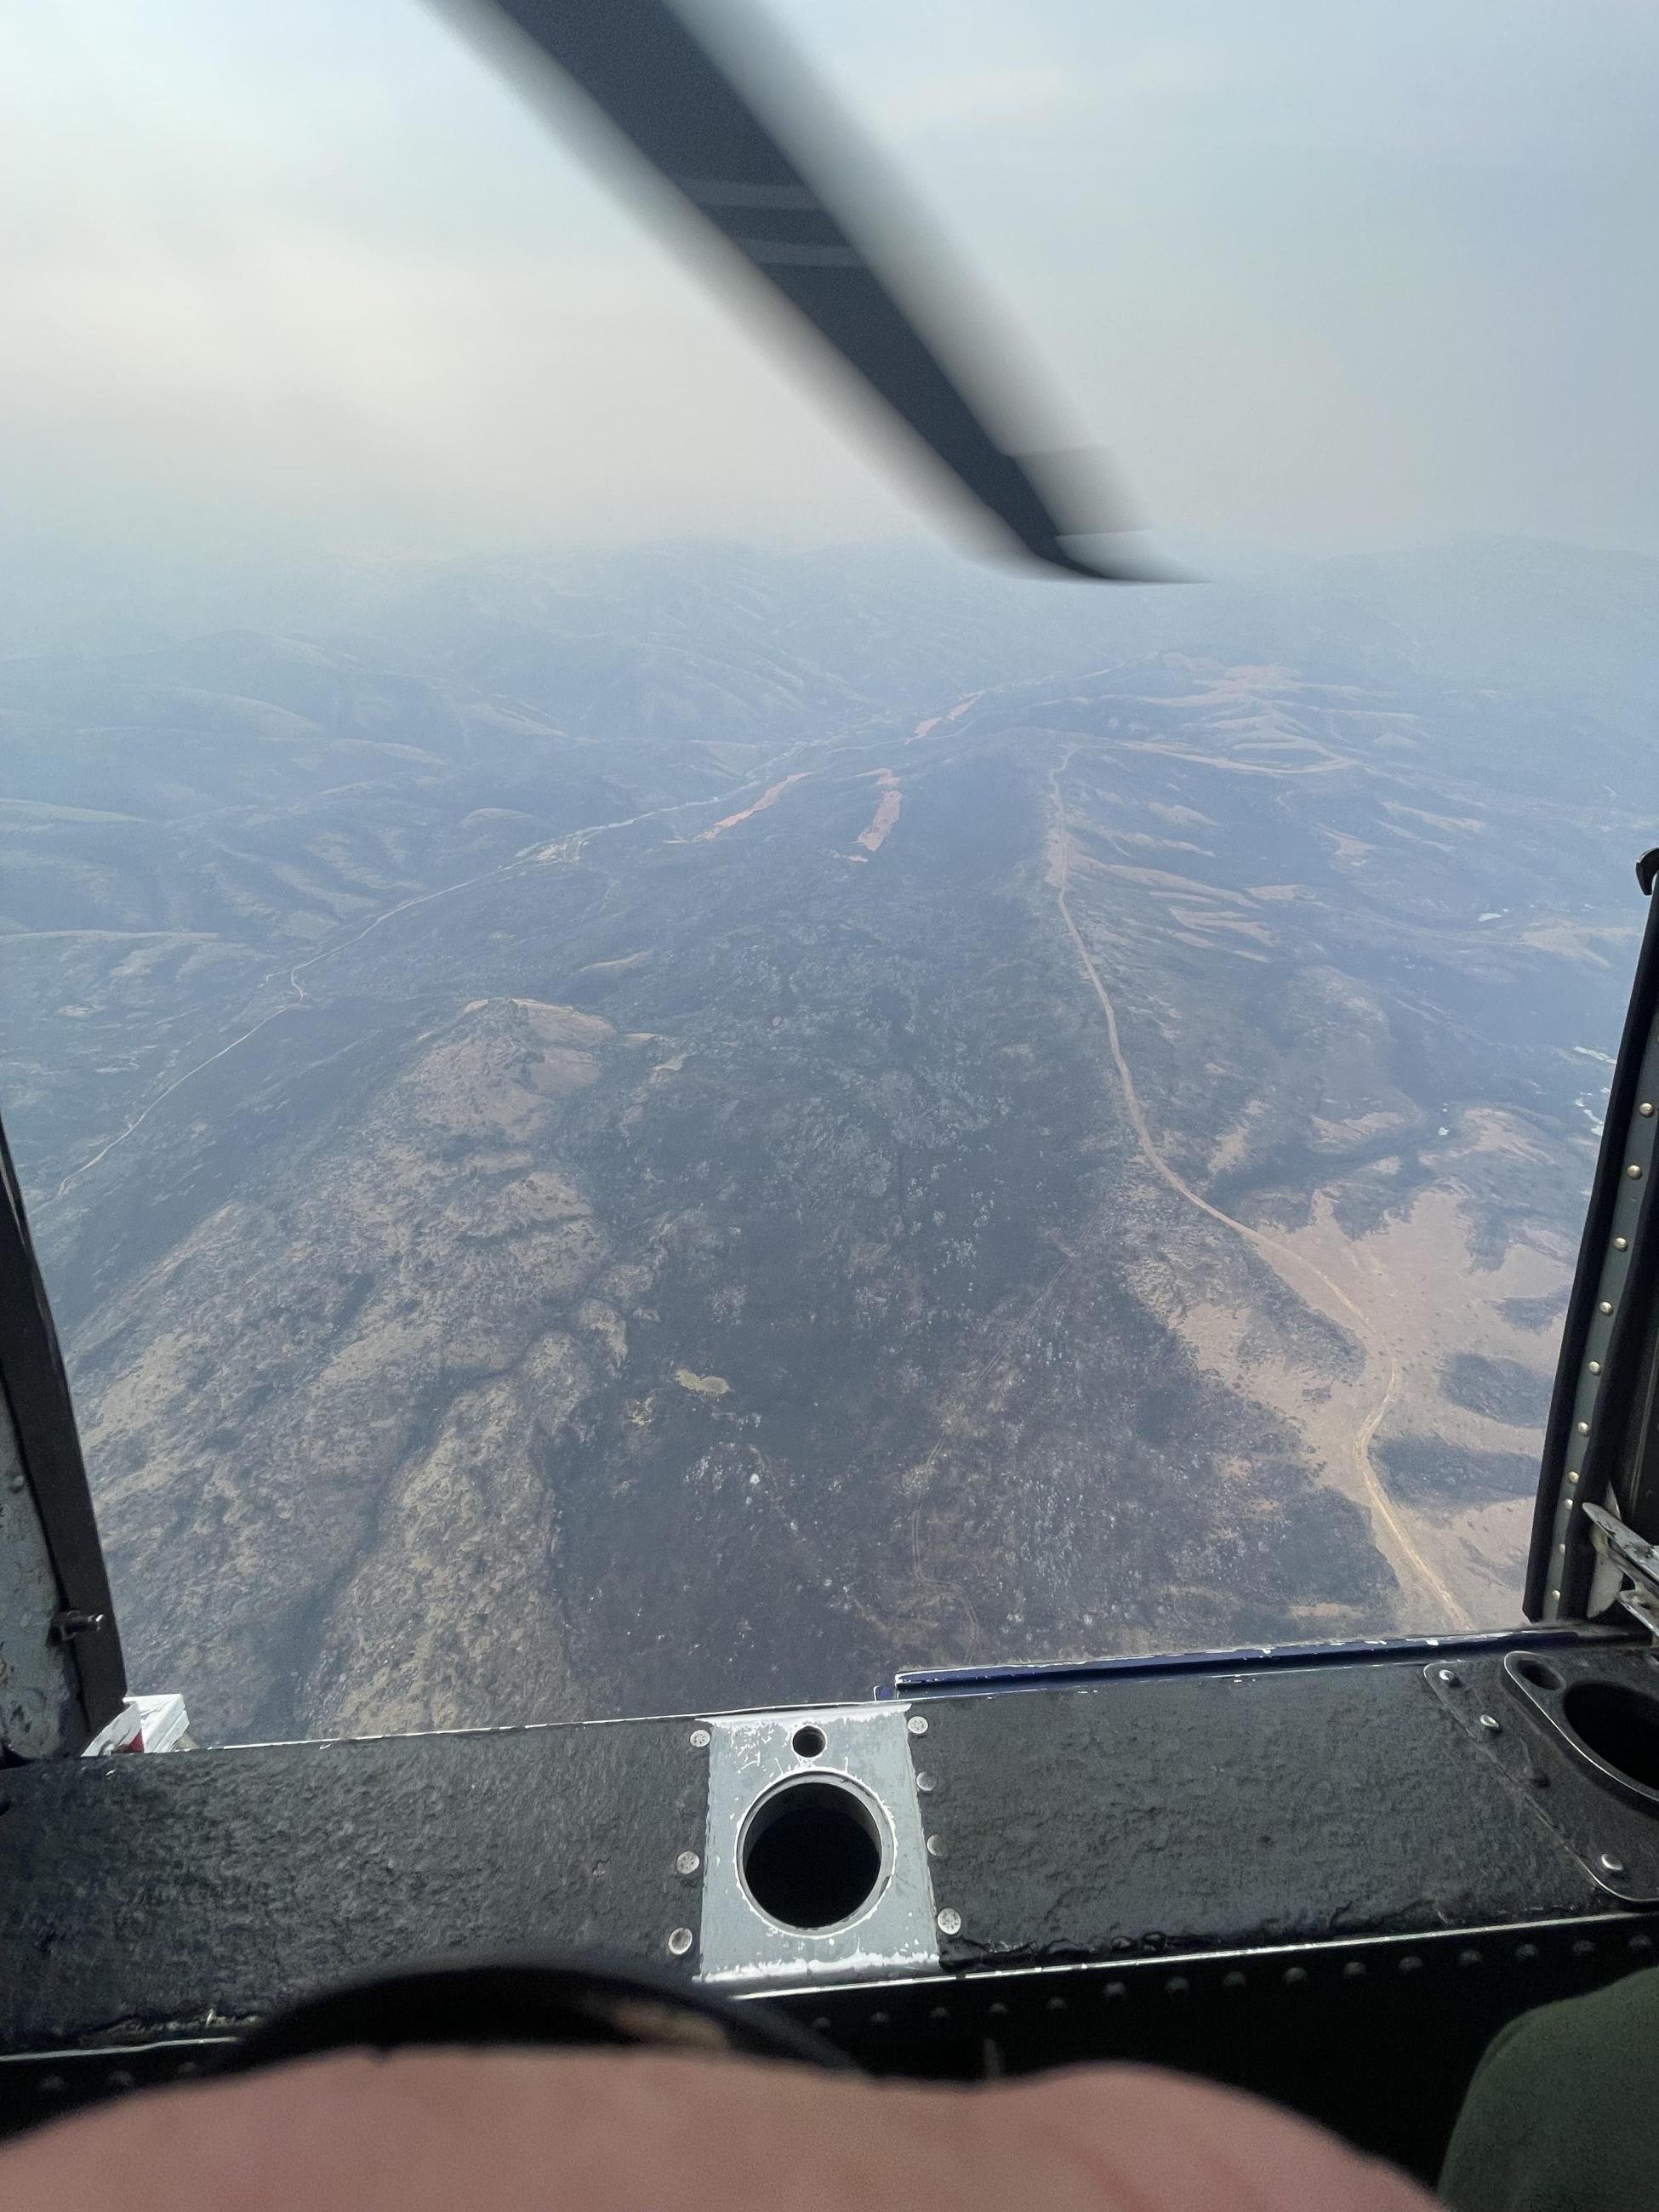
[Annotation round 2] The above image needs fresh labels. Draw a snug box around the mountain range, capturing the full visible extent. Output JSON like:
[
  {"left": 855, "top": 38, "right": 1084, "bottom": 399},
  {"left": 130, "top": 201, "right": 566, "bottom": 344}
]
[{"left": 2, "top": 533, "right": 1649, "bottom": 1741}]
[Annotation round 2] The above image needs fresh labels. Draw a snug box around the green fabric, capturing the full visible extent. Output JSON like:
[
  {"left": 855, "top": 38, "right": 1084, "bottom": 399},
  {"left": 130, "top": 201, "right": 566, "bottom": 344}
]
[{"left": 1440, "top": 1966, "right": 1659, "bottom": 2212}]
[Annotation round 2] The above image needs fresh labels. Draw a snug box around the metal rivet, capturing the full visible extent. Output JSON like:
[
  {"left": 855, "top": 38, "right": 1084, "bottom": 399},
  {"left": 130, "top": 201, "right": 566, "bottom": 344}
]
[
  {"left": 929, "top": 2005, "right": 951, "bottom": 2026},
  {"left": 1629, "top": 1164, "right": 1644, "bottom": 1180},
  {"left": 1578, "top": 1421, "right": 1592, "bottom": 1435},
  {"left": 1573, "top": 1938, "right": 1595, "bottom": 1958},
  {"left": 1399, "top": 1954, "right": 1422, "bottom": 1974},
  {"left": 667, "top": 1927, "right": 693, "bottom": 1957},
  {"left": 1589, "top": 1362, "right": 1603, "bottom": 1376},
  {"left": 1223, "top": 1970, "right": 1248, "bottom": 1991},
  {"left": 1568, "top": 1470, "right": 1581, "bottom": 1485},
  {"left": 1046, "top": 1994, "right": 1068, "bottom": 2013},
  {"left": 105, "top": 2069, "right": 134, "bottom": 2093},
  {"left": 906, "top": 1713, "right": 929, "bottom": 1736},
  {"left": 1550, "top": 1589, "right": 1562, "bottom": 1601},
  {"left": 1479, "top": 1713, "right": 1502, "bottom": 1732},
  {"left": 869, "top": 2010, "right": 890, "bottom": 2027},
  {"left": 1165, "top": 1975, "right": 1190, "bottom": 1997},
  {"left": 1515, "top": 1943, "right": 1538, "bottom": 1963},
  {"left": 37, "top": 2075, "right": 66, "bottom": 2099},
  {"left": 1458, "top": 1949, "right": 1482, "bottom": 1970},
  {"left": 675, "top": 1850, "right": 701, "bottom": 1878},
  {"left": 1343, "top": 1960, "right": 1366, "bottom": 1981},
  {"left": 1283, "top": 1965, "right": 1308, "bottom": 1987},
  {"left": 1615, "top": 1238, "right": 1629, "bottom": 1251},
  {"left": 1600, "top": 1301, "right": 1615, "bottom": 1314},
  {"left": 811, "top": 2015, "right": 831, "bottom": 2034},
  {"left": 1437, "top": 1668, "right": 1460, "bottom": 1685},
  {"left": 915, "top": 1771, "right": 936, "bottom": 1794},
  {"left": 937, "top": 1907, "right": 962, "bottom": 1936},
  {"left": 1641, "top": 1103, "right": 1655, "bottom": 1117},
  {"left": 1103, "top": 1981, "right": 1127, "bottom": 2002},
  {"left": 1630, "top": 1935, "right": 1653, "bottom": 1955},
  {"left": 688, "top": 1728, "right": 710, "bottom": 1749},
  {"left": 926, "top": 1833, "right": 946, "bottom": 1859},
  {"left": 986, "top": 2001, "right": 1008, "bottom": 2020},
  {"left": 1599, "top": 1852, "right": 1626, "bottom": 1874}
]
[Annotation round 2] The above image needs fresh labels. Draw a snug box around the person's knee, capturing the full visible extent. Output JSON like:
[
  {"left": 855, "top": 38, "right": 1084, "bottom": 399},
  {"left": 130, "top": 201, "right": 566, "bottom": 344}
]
[{"left": 0, "top": 2049, "right": 1438, "bottom": 2212}]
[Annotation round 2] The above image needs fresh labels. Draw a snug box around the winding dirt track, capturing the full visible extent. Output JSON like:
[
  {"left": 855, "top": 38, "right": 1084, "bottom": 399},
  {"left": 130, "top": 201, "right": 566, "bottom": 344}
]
[{"left": 1046, "top": 748, "right": 1468, "bottom": 1628}]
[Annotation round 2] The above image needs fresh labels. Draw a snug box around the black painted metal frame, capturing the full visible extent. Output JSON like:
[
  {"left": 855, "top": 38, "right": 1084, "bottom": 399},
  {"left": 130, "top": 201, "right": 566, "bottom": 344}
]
[
  {"left": 0, "top": 1120, "right": 125, "bottom": 1753},
  {"left": 6, "top": 1628, "right": 1659, "bottom": 2187},
  {"left": 1530, "top": 852, "right": 1659, "bottom": 1616}
]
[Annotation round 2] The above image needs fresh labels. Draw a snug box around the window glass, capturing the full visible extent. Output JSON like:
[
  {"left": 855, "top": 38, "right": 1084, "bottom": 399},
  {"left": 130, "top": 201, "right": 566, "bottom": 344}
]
[{"left": 2, "top": 0, "right": 1653, "bottom": 1741}]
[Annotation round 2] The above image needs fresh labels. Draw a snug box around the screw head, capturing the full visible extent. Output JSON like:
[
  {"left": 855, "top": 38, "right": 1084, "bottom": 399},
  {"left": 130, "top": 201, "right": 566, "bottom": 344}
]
[
  {"left": 906, "top": 1713, "right": 929, "bottom": 1736},
  {"left": 915, "top": 1771, "right": 936, "bottom": 1794},
  {"left": 1437, "top": 1667, "right": 1460, "bottom": 1685},
  {"left": 676, "top": 1850, "right": 701, "bottom": 1878},
  {"left": 926, "top": 1833, "right": 945, "bottom": 1859},
  {"left": 1615, "top": 1238, "right": 1629, "bottom": 1252},
  {"left": 1479, "top": 1713, "right": 1502, "bottom": 1733},
  {"left": 1578, "top": 1420, "right": 1592, "bottom": 1435},
  {"left": 1589, "top": 1360, "right": 1603, "bottom": 1373},
  {"left": 1599, "top": 1852, "right": 1627, "bottom": 1875},
  {"left": 936, "top": 1907, "right": 962, "bottom": 1936},
  {"left": 688, "top": 1728, "right": 710, "bottom": 1750},
  {"left": 1641, "top": 1103, "right": 1655, "bottom": 1118},
  {"left": 1630, "top": 1164, "right": 1645, "bottom": 1180},
  {"left": 667, "top": 1926, "right": 694, "bottom": 1958},
  {"left": 1600, "top": 1301, "right": 1616, "bottom": 1315}
]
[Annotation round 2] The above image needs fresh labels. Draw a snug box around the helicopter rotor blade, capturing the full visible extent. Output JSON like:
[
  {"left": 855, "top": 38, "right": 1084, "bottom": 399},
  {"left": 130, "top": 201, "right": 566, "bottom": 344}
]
[{"left": 470, "top": 0, "right": 1148, "bottom": 580}]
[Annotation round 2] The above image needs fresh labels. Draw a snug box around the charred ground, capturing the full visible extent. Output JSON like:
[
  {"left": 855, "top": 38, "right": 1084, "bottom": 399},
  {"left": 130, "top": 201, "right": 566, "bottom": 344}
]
[{"left": 3, "top": 538, "right": 1650, "bottom": 1738}]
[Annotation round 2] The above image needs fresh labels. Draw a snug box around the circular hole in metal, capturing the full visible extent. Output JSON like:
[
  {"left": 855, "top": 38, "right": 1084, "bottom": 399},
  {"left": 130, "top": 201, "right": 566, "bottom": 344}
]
[
  {"left": 740, "top": 1777, "right": 885, "bottom": 1931},
  {"left": 1513, "top": 1656, "right": 1565, "bottom": 1694},
  {"left": 1562, "top": 1679, "right": 1659, "bottom": 1792},
  {"left": 791, "top": 1724, "right": 827, "bottom": 1760}
]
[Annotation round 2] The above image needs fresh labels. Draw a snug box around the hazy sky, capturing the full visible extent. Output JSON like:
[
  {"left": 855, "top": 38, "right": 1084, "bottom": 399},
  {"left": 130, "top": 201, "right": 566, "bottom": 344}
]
[{"left": 3, "top": 0, "right": 1656, "bottom": 574}]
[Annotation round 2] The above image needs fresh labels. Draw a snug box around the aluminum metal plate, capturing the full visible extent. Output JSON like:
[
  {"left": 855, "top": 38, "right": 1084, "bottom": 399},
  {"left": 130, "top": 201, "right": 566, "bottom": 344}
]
[{"left": 697, "top": 1704, "right": 938, "bottom": 1986}]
